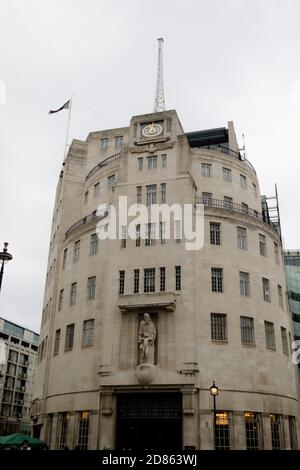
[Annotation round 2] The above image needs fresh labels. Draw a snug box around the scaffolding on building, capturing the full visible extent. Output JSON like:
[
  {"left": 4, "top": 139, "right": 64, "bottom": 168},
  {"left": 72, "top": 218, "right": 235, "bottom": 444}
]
[{"left": 261, "top": 184, "right": 282, "bottom": 241}]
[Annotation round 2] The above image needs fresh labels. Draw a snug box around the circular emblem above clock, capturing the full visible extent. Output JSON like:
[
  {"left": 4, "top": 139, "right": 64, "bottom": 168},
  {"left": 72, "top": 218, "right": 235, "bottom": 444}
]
[{"left": 142, "top": 122, "right": 163, "bottom": 138}]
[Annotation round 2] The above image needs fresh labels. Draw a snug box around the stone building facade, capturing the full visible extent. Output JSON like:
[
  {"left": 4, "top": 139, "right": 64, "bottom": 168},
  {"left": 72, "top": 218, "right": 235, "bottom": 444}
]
[
  {"left": 0, "top": 317, "right": 39, "bottom": 435},
  {"left": 32, "top": 110, "right": 299, "bottom": 449}
]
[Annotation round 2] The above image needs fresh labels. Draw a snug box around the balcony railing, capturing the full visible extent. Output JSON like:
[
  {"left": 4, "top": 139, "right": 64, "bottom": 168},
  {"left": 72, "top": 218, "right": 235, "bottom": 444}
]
[
  {"left": 195, "top": 197, "right": 278, "bottom": 233},
  {"left": 65, "top": 211, "right": 108, "bottom": 239},
  {"left": 86, "top": 152, "right": 121, "bottom": 181},
  {"left": 200, "top": 145, "right": 256, "bottom": 175}
]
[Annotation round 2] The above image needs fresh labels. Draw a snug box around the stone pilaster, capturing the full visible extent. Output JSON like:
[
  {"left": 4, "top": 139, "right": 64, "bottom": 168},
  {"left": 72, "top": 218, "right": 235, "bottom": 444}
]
[
  {"left": 262, "top": 414, "right": 272, "bottom": 450},
  {"left": 232, "top": 412, "right": 246, "bottom": 450}
]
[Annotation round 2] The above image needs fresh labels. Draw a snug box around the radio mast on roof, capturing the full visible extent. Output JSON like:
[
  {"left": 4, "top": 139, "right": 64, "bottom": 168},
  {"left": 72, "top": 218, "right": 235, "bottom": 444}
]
[{"left": 153, "top": 38, "right": 165, "bottom": 113}]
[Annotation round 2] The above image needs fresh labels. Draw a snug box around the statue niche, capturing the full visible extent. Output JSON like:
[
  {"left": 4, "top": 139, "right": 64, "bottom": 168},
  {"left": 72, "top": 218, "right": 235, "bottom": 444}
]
[{"left": 138, "top": 313, "right": 157, "bottom": 365}]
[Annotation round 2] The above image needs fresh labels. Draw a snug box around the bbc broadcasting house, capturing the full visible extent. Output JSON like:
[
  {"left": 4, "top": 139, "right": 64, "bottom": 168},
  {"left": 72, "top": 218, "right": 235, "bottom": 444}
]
[{"left": 31, "top": 109, "right": 299, "bottom": 450}]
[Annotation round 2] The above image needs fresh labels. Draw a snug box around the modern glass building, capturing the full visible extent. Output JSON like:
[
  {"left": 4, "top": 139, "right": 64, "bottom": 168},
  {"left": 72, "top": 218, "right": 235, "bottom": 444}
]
[{"left": 284, "top": 250, "right": 300, "bottom": 377}]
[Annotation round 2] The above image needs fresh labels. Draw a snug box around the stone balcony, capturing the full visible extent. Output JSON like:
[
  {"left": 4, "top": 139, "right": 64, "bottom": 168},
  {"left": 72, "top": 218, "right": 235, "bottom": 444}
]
[{"left": 118, "top": 291, "right": 177, "bottom": 313}]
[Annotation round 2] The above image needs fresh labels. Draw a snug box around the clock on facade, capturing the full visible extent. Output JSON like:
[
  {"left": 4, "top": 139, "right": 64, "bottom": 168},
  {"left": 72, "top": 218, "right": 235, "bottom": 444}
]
[{"left": 142, "top": 122, "right": 163, "bottom": 138}]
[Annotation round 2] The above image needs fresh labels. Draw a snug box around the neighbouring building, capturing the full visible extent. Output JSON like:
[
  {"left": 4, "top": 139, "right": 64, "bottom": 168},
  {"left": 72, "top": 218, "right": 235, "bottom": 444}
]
[
  {"left": 284, "top": 250, "right": 300, "bottom": 378},
  {"left": 31, "top": 109, "right": 299, "bottom": 450},
  {"left": 0, "top": 317, "right": 39, "bottom": 435}
]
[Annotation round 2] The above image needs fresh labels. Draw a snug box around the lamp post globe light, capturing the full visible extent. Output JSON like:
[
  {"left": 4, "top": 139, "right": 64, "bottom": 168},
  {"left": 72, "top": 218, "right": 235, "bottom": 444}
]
[
  {"left": 210, "top": 381, "right": 219, "bottom": 450},
  {"left": 0, "top": 242, "right": 13, "bottom": 293}
]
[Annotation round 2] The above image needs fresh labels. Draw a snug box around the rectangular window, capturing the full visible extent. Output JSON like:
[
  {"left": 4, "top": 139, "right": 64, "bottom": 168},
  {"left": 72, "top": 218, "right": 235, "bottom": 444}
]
[
  {"left": 160, "top": 222, "right": 166, "bottom": 245},
  {"left": 77, "top": 412, "right": 90, "bottom": 450},
  {"left": 175, "top": 266, "right": 181, "bottom": 291},
  {"left": 252, "top": 183, "right": 257, "bottom": 197},
  {"left": 138, "top": 158, "right": 143, "bottom": 171},
  {"left": 70, "top": 282, "right": 77, "bottom": 306},
  {"left": 289, "top": 332, "right": 292, "bottom": 355},
  {"left": 245, "top": 412, "right": 260, "bottom": 450},
  {"left": 265, "top": 321, "right": 276, "bottom": 350},
  {"left": 216, "top": 412, "right": 231, "bottom": 450},
  {"left": 281, "top": 327, "right": 288, "bottom": 354},
  {"left": 57, "top": 413, "right": 68, "bottom": 449},
  {"left": 259, "top": 234, "right": 267, "bottom": 257},
  {"left": 8, "top": 350, "right": 18, "bottom": 363},
  {"left": 161, "top": 154, "right": 167, "bottom": 168},
  {"left": 240, "top": 271, "right": 250, "bottom": 297},
  {"left": 223, "top": 167, "right": 232, "bottom": 183},
  {"left": 144, "top": 268, "right": 155, "bottom": 293},
  {"left": 160, "top": 183, "right": 166, "bottom": 203},
  {"left": 58, "top": 289, "right": 64, "bottom": 312},
  {"left": 278, "top": 285, "right": 283, "bottom": 308},
  {"left": 119, "top": 270, "right": 125, "bottom": 295},
  {"left": 136, "top": 186, "right": 142, "bottom": 204},
  {"left": 147, "top": 156, "right": 157, "bottom": 169},
  {"left": 84, "top": 191, "right": 89, "bottom": 204},
  {"left": 120, "top": 226, "right": 127, "bottom": 248},
  {"left": 201, "top": 163, "right": 212, "bottom": 177},
  {"left": 241, "top": 202, "right": 248, "bottom": 213},
  {"left": 240, "top": 174, "right": 247, "bottom": 189},
  {"left": 73, "top": 240, "right": 80, "bottom": 263},
  {"left": 202, "top": 192, "right": 212, "bottom": 205},
  {"left": 100, "top": 138, "right": 108, "bottom": 150},
  {"left": 274, "top": 242, "right": 280, "bottom": 265},
  {"left": 134, "top": 269, "right": 140, "bottom": 294},
  {"left": 289, "top": 416, "right": 298, "bottom": 450},
  {"left": 114, "top": 136, "right": 123, "bottom": 148},
  {"left": 160, "top": 267, "right": 166, "bottom": 292},
  {"left": 240, "top": 317, "right": 255, "bottom": 344},
  {"left": 270, "top": 414, "right": 283, "bottom": 450},
  {"left": 53, "top": 329, "right": 60, "bottom": 356},
  {"left": 135, "top": 224, "right": 141, "bottom": 247},
  {"left": 210, "top": 222, "right": 221, "bottom": 245},
  {"left": 223, "top": 196, "right": 233, "bottom": 209},
  {"left": 146, "top": 185, "right": 157, "bottom": 206},
  {"left": 90, "top": 233, "right": 98, "bottom": 256},
  {"left": 87, "top": 276, "right": 96, "bottom": 300},
  {"left": 107, "top": 174, "right": 115, "bottom": 189},
  {"left": 237, "top": 226, "right": 248, "bottom": 250},
  {"left": 212, "top": 268, "right": 223, "bottom": 293},
  {"left": 211, "top": 313, "right": 227, "bottom": 341},
  {"left": 262, "top": 277, "right": 271, "bottom": 302},
  {"left": 145, "top": 223, "right": 156, "bottom": 246},
  {"left": 93, "top": 182, "right": 100, "bottom": 197},
  {"left": 63, "top": 248, "right": 68, "bottom": 269},
  {"left": 82, "top": 320, "right": 94, "bottom": 347},
  {"left": 65, "top": 324, "right": 75, "bottom": 351},
  {"left": 175, "top": 220, "right": 182, "bottom": 243}
]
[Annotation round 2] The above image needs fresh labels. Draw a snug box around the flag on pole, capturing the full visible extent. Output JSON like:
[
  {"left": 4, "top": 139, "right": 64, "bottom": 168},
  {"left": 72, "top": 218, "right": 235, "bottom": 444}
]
[{"left": 48, "top": 100, "right": 70, "bottom": 115}]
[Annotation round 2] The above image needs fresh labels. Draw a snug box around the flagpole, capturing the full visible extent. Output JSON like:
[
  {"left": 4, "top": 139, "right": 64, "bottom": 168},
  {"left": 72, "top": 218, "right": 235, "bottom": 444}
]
[{"left": 63, "top": 94, "right": 73, "bottom": 161}]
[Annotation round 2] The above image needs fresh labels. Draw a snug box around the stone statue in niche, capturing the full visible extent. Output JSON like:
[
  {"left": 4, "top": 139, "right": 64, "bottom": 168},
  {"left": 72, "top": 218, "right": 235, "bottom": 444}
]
[{"left": 138, "top": 313, "right": 156, "bottom": 364}]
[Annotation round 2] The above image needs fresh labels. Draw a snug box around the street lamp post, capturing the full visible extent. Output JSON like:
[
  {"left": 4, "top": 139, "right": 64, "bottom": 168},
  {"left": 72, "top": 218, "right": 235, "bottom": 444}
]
[
  {"left": 209, "top": 381, "right": 219, "bottom": 450},
  {"left": 0, "top": 242, "right": 13, "bottom": 293}
]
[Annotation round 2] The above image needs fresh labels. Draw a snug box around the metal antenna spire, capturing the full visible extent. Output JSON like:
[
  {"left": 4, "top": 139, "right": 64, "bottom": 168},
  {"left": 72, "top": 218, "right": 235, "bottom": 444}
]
[{"left": 153, "top": 37, "right": 165, "bottom": 113}]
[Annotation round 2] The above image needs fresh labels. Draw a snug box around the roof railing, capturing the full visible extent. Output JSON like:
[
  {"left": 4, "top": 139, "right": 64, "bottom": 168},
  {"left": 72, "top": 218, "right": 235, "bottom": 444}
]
[
  {"left": 195, "top": 196, "right": 279, "bottom": 235},
  {"left": 86, "top": 152, "right": 121, "bottom": 181},
  {"left": 65, "top": 211, "right": 108, "bottom": 239},
  {"left": 200, "top": 145, "right": 256, "bottom": 175}
]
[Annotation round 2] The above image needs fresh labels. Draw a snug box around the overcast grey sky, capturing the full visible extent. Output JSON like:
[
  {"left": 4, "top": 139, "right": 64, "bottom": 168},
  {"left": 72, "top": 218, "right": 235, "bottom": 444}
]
[{"left": 1, "top": 0, "right": 300, "bottom": 332}]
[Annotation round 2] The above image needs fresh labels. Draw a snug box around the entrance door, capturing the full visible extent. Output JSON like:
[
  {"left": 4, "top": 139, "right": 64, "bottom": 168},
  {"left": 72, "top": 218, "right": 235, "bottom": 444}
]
[{"left": 116, "top": 393, "right": 182, "bottom": 450}]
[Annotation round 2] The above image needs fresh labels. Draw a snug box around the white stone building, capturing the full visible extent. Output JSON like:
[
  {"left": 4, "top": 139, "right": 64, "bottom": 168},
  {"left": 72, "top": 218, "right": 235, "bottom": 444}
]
[{"left": 32, "top": 110, "right": 299, "bottom": 449}]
